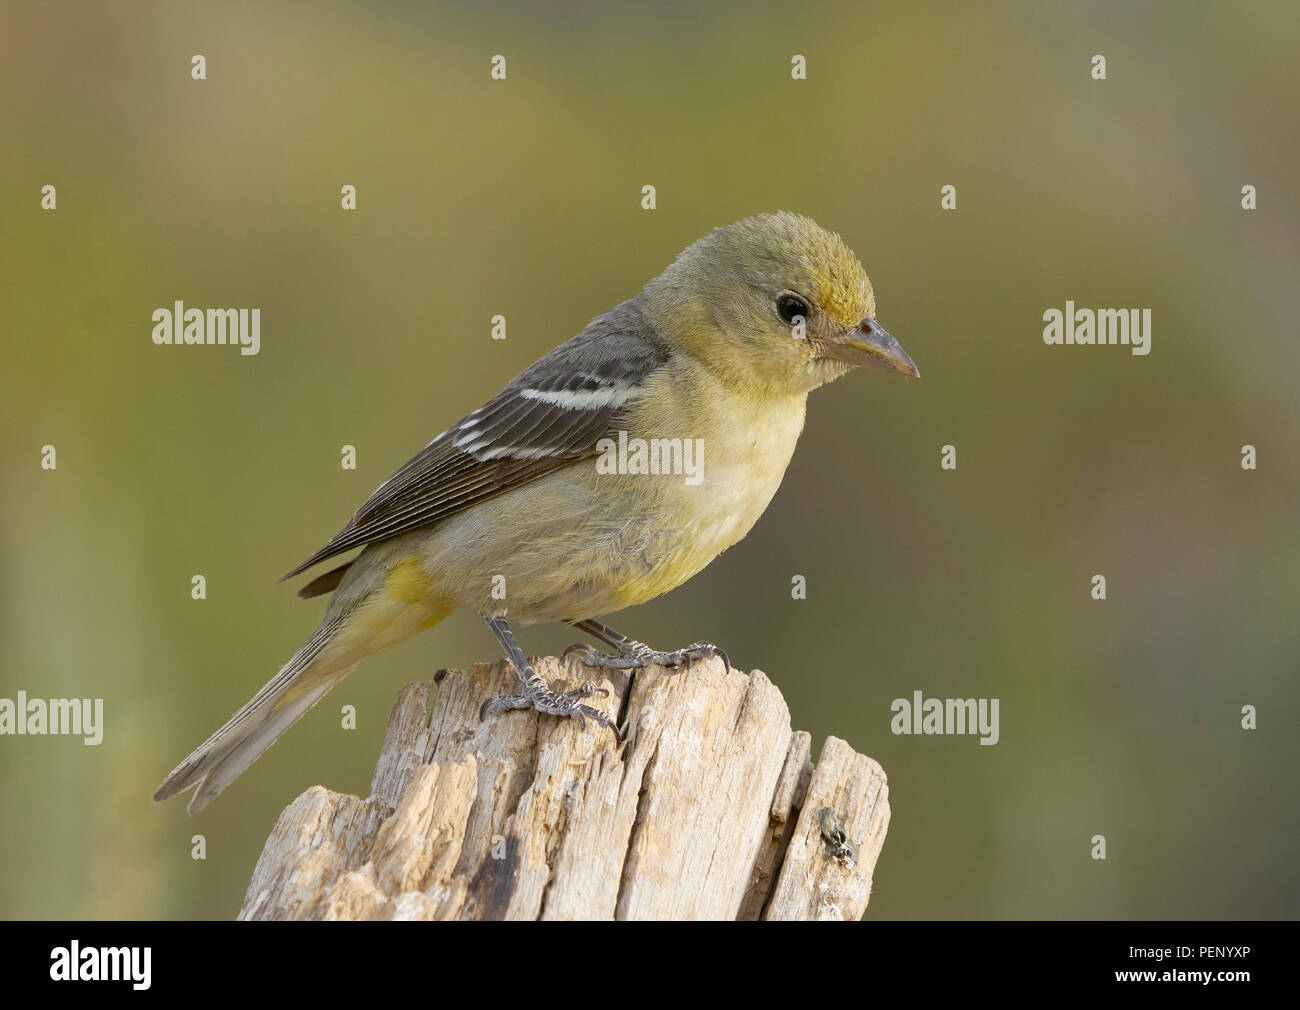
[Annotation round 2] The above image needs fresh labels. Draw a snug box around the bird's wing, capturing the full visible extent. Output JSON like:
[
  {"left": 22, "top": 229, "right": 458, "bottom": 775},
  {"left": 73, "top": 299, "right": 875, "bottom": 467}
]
[{"left": 282, "top": 299, "right": 670, "bottom": 581}]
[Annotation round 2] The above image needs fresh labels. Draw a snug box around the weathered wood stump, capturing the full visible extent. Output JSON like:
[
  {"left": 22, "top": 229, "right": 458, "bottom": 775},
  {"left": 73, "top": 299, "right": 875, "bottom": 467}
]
[{"left": 239, "top": 654, "right": 890, "bottom": 920}]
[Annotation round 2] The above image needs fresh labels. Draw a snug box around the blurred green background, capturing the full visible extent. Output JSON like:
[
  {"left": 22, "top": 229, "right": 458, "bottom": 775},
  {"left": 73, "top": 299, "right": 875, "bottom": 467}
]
[{"left": 2, "top": 0, "right": 1297, "bottom": 920}]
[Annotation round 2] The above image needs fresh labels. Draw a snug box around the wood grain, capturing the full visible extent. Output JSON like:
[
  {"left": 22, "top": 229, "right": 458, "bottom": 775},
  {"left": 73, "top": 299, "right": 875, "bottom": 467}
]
[{"left": 240, "top": 654, "right": 889, "bottom": 921}]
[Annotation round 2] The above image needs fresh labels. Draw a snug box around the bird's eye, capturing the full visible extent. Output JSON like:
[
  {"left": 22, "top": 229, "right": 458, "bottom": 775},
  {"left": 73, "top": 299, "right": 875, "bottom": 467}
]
[{"left": 776, "top": 294, "right": 810, "bottom": 325}]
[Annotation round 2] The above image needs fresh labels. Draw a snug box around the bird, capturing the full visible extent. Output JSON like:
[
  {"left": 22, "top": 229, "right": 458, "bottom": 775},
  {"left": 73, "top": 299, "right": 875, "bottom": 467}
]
[{"left": 153, "top": 211, "right": 919, "bottom": 814}]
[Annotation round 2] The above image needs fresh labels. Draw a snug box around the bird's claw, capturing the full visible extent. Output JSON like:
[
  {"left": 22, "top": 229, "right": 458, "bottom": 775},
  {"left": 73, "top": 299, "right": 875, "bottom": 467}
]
[
  {"left": 479, "top": 681, "right": 619, "bottom": 737},
  {"left": 565, "top": 639, "right": 730, "bottom": 673}
]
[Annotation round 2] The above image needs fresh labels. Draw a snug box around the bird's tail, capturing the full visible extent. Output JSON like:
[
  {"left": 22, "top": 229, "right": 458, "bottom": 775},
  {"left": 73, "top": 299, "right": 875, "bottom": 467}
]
[
  {"left": 152, "top": 618, "right": 359, "bottom": 814},
  {"left": 156, "top": 555, "right": 455, "bottom": 814}
]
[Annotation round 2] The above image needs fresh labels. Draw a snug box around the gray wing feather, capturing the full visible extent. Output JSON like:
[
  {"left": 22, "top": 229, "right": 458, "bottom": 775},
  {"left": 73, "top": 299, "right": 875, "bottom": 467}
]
[{"left": 281, "top": 298, "right": 669, "bottom": 581}]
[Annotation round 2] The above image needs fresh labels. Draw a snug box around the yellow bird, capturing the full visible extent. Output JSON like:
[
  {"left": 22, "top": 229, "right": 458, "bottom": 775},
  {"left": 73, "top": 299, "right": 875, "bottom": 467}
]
[{"left": 154, "top": 211, "right": 919, "bottom": 813}]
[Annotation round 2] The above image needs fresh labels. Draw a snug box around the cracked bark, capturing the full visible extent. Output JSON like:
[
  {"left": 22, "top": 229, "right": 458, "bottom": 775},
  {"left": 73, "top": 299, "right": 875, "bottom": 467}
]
[{"left": 239, "top": 654, "right": 890, "bottom": 921}]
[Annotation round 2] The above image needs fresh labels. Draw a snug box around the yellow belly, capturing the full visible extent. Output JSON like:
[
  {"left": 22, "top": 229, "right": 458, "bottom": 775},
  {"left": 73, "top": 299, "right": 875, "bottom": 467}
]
[{"left": 407, "top": 372, "right": 809, "bottom": 623}]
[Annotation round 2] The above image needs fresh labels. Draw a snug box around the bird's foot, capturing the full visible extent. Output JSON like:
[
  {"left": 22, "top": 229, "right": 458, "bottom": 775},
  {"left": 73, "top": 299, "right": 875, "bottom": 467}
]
[
  {"left": 563, "top": 638, "right": 730, "bottom": 672},
  {"left": 480, "top": 614, "right": 620, "bottom": 737},
  {"left": 478, "top": 679, "right": 618, "bottom": 736}
]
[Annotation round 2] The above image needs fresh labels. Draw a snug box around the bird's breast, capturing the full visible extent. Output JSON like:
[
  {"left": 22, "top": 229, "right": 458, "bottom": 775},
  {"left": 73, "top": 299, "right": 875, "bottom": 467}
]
[
  {"left": 412, "top": 377, "right": 810, "bottom": 622},
  {"left": 601, "top": 382, "right": 809, "bottom": 605}
]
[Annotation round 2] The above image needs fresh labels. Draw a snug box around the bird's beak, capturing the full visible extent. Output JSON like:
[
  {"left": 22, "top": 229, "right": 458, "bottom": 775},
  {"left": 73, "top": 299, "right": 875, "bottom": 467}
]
[{"left": 822, "top": 317, "right": 920, "bottom": 378}]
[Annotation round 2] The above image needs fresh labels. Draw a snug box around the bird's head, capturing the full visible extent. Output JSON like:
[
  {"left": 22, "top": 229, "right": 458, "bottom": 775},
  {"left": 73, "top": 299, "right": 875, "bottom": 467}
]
[{"left": 645, "top": 211, "right": 918, "bottom": 395}]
